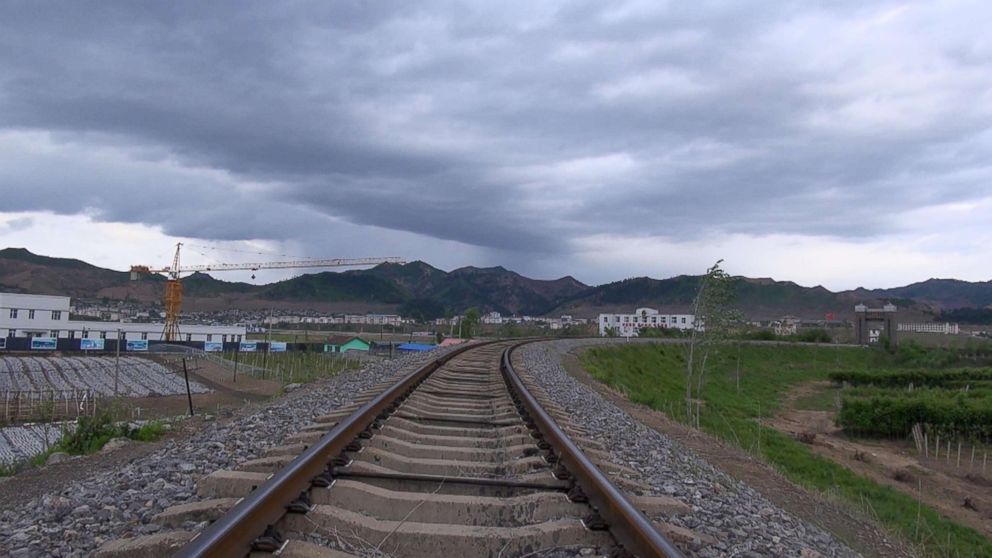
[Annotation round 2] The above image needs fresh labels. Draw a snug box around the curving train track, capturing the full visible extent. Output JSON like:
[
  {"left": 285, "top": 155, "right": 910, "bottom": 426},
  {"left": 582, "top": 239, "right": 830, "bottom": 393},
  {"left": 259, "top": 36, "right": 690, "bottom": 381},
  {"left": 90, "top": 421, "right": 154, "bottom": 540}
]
[{"left": 96, "top": 340, "right": 685, "bottom": 558}]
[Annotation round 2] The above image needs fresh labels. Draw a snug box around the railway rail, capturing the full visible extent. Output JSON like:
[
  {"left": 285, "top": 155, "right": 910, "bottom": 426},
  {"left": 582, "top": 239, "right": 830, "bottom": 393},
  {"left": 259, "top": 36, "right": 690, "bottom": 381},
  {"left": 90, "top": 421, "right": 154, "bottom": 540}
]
[{"left": 96, "top": 340, "right": 686, "bottom": 557}]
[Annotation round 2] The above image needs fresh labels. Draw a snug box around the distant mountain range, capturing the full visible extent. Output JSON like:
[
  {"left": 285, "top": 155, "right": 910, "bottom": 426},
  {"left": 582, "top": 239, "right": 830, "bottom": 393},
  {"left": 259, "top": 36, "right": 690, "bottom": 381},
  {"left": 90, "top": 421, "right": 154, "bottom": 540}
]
[{"left": 1, "top": 247, "right": 990, "bottom": 321}]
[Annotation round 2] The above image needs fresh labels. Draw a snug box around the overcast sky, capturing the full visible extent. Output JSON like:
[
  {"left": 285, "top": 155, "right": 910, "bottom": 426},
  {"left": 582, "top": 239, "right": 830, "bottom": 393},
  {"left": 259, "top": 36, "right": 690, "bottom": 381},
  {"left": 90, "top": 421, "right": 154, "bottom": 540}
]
[{"left": 1, "top": 1, "right": 991, "bottom": 290}]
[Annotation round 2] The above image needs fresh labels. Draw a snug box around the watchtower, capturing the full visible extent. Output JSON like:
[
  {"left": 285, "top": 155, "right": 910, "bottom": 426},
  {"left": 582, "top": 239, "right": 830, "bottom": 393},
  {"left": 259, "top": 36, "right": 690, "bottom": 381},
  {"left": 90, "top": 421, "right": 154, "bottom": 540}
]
[{"left": 854, "top": 303, "right": 898, "bottom": 346}]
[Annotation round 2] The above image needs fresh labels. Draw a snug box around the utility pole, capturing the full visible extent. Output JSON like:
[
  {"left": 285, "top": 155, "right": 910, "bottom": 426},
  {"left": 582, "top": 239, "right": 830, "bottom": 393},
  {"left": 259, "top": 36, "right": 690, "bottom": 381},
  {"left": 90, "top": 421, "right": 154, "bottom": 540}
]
[
  {"left": 114, "top": 328, "right": 121, "bottom": 396},
  {"left": 182, "top": 357, "right": 194, "bottom": 416},
  {"left": 233, "top": 343, "right": 240, "bottom": 383}
]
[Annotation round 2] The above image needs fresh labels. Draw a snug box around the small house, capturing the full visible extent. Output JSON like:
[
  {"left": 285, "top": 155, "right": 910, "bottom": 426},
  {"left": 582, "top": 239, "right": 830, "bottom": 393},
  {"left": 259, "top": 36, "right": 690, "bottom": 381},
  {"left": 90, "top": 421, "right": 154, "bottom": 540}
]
[{"left": 324, "top": 335, "right": 371, "bottom": 353}]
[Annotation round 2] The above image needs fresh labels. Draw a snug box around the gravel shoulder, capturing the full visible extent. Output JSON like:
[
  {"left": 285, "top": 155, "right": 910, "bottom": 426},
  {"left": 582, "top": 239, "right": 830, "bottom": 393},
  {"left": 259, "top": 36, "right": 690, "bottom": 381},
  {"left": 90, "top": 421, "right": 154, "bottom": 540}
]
[{"left": 516, "top": 339, "right": 918, "bottom": 558}]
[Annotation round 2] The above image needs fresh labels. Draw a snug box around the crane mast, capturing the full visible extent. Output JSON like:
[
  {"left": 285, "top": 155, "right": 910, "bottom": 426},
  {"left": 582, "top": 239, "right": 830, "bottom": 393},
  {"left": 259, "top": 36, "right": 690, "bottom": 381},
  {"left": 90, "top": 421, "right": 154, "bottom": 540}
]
[
  {"left": 162, "top": 244, "right": 184, "bottom": 342},
  {"left": 131, "top": 243, "right": 405, "bottom": 342}
]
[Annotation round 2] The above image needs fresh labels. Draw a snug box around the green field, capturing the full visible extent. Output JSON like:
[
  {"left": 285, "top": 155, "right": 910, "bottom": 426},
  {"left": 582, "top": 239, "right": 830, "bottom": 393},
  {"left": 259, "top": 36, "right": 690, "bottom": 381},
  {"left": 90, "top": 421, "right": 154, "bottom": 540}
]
[{"left": 580, "top": 343, "right": 992, "bottom": 557}]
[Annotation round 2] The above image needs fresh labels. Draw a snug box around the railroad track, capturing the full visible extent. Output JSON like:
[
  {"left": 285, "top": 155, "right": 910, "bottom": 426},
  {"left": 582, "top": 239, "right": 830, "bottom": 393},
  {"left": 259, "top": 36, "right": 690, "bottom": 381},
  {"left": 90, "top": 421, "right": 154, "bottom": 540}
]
[{"left": 96, "top": 340, "right": 685, "bottom": 558}]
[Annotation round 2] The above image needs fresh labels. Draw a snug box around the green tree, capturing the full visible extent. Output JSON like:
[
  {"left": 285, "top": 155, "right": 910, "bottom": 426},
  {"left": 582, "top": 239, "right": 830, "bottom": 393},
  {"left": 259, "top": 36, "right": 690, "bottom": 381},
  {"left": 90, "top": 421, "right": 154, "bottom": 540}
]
[{"left": 460, "top": 307, "right": 481, "bottom": 339}]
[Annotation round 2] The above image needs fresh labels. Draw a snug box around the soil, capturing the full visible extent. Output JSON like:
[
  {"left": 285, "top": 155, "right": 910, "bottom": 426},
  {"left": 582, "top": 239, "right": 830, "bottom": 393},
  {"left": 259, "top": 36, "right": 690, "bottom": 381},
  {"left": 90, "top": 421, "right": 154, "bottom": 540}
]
[
  {"left": 561, "top": 348, "right": 919, "bottom": 558},
  {"left": 113, "top": 356, "right": 283, "bottom": 420},
  {"left": 767, "top": 381, "right": 992, "bottom": 540}
]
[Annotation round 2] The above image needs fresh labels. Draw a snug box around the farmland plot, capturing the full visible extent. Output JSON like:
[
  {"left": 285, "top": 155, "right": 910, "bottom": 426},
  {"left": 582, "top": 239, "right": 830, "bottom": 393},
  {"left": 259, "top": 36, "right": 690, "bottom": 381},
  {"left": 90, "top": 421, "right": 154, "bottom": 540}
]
[{"left": 0, "top": 356, "right": 210, "bottom": 397}]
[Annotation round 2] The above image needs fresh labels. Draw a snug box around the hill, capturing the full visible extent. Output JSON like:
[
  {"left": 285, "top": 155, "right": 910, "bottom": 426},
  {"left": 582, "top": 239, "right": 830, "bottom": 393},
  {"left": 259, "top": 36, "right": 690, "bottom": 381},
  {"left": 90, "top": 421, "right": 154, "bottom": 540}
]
[
  {"left": 0, "top": 249, "right": 588, "bottom": 316},
  {"left": 548, "top": 275, "right": 906, "bottom": 320},
  {"left": 867, "top": 279, "right": 992, "bottom": 310},
  {"left": 2, "top": 247, "right": 988, "bottom": 320}
]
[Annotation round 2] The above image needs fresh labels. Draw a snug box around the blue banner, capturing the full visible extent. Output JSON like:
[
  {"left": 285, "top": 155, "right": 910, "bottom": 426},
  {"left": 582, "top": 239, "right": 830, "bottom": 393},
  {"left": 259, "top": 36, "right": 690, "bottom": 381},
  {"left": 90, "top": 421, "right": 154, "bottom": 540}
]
[
  {"left": 31, "top": 337, "right": 57, "bottom": 350},
  {"left": 80, "top": 338, "right": 105, "bottom": 351},
  {"left": 239, "top": 341, "right": 257, "bottom": 352},
  {"left": 269, "top": 342, "right": 287, "bottom": 353},
  {"left": 126, "top": 339, "right": 149, "bottom": 352},
  {"left": 0, "top": 338, "right": 5, "bottom": 350},
  {"left": 203, "top": 342, "right": 223, "bottom": 352}
]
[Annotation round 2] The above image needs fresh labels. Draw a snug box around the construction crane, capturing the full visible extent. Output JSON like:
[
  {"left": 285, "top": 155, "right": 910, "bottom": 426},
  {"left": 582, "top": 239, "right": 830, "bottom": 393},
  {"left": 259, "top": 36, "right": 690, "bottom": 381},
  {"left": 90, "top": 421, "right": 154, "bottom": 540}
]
[{"left": 130, "top": 243, "right": 405, "bottom": 341}]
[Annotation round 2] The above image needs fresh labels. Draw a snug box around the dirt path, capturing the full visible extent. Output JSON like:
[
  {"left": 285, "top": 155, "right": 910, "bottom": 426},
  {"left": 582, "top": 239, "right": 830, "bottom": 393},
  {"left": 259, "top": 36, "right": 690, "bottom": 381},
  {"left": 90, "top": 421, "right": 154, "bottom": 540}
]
[
  {"left": 560, "top": 349, "right": 918, "bottom": 558},
  {"left": 769, "top": 381, "right": 992, "bottom": 540}
]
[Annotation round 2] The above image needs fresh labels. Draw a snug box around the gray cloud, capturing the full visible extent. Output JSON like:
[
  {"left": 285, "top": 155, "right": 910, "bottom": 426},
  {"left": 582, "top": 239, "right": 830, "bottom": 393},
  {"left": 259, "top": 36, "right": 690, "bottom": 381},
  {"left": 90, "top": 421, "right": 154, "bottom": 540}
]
[{"left": 1, "top": 0, "right": 991, "bottom": 279}]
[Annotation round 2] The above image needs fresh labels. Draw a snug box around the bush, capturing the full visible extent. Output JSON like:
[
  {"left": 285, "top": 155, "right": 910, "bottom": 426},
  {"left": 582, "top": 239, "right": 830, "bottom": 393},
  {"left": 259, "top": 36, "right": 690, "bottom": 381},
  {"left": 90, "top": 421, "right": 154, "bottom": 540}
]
[
  {"left": 829, "top": 368, "right": 992, "bottom": 388},
  {"left": 796, "top": 328, "right": 832, "bottom": 343},
  {"left": 59, "top": 413, "right": 122, "bottom": 454},
  {"left": 57, "top": 415, "right": 166, "bottom": 455},
  {"left": 742, "top": 330, "right": 777, "bottom": 341},
  {"left": 838, "top": 395, "right": 992, "bottom": 439}
]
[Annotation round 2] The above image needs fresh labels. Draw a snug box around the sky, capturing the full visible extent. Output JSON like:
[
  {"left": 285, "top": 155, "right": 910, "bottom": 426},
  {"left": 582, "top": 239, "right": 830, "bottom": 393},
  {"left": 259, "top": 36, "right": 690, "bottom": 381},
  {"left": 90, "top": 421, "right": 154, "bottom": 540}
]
[{"left": 1, "top": 1, "right": 991, "bottom": 290}]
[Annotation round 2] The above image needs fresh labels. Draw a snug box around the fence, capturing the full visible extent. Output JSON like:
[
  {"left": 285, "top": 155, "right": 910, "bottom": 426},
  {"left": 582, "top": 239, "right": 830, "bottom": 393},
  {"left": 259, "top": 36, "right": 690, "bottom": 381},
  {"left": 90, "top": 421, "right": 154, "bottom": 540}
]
[
  {"left": 1, "top": 389, "right": 99, "bottom": 423},
  {"left": 912, "top": 423, "right": 989, "bottom": 476}
]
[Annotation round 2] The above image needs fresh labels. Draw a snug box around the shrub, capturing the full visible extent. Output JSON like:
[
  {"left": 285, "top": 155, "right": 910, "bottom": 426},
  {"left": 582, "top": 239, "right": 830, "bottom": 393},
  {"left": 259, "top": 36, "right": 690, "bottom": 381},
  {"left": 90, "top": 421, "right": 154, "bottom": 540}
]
[
  {"left": 829, "top": 368, "right": 992, "bottom": 388},
  {"left": 796, "top": 328, "right": 832, "bottom": 343},
  {"left": 838, "top": 395, "right": 992, "bottom": 439}
]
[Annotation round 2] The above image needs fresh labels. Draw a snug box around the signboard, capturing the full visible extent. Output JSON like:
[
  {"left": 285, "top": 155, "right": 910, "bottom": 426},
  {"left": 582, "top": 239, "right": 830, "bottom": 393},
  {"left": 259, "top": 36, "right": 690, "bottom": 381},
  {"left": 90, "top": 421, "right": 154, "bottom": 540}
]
[
  {"left": 323, "top": 344, "right": 336, "bottom": 353},
  {"left": 126, "top": 339, "right": 149, "bottom": 352},
  {"left": 269, "top": 342, "right": 287, "bottom": 353},
  {"left": 239, "top": 341, "right": 257, "bottom": 353},
  {"left": 80, "top": 338, "right": 105, "bottom": 351},
  {"left": 203, "top": 342, "right": 223, "bottom": 352},
  {"left": 0, "top": 338, "right": 6, "bottom": 350},
  {"left": 31, "top": 337, "right": 58, "bottom": 350}
]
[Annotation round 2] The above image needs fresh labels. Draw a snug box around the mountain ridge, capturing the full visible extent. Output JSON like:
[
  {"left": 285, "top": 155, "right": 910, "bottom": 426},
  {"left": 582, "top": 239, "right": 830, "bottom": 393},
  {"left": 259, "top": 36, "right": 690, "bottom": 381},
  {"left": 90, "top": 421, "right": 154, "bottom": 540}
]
[{"left": 1, "top": 247, "right": 988, "bottom": 320}]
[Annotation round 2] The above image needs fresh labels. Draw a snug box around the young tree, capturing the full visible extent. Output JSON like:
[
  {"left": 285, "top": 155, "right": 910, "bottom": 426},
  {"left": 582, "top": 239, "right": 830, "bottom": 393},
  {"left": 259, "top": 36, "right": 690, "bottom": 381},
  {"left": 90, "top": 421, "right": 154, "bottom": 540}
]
[
  {"left": 461, "top": 307, "right": 481, "bottom": 339},
  {"left": 685, "top": 259, "right": 740, "bottom": 427}
]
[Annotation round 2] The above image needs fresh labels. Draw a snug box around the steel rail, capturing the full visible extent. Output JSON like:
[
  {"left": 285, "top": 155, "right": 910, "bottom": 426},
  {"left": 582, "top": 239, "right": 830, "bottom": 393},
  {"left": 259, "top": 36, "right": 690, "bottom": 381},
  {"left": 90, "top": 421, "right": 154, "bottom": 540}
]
[
  {"left": 175, "top": 340, "right": 495, "bottom": 557},
  {"left": 501, "top": 344, "right": 686, "bottom": 558}
]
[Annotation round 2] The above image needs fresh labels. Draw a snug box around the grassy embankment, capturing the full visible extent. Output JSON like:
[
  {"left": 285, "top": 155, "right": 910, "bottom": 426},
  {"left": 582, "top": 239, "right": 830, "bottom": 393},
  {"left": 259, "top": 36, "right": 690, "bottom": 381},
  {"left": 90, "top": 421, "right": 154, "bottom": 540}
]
[{"left": 580, "top": 343, "right": 992, "bottom": 557}]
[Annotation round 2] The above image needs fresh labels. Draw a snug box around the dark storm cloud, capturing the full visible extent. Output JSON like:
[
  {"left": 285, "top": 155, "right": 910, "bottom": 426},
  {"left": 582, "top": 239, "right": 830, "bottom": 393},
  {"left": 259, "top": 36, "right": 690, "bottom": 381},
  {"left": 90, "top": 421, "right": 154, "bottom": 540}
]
[{"left": 1, "top": 0, "right": 991, "bottom": 260}]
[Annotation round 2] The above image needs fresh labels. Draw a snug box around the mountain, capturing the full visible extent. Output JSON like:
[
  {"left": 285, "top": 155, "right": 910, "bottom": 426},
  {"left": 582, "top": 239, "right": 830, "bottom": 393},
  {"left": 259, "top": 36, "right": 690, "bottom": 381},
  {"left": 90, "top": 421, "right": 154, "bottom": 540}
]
[
  {"left": 1, "top": 247, "right": 987, "bottom": 320},
  {"left": 548, "top": 275, "right": 893, "bottom": 320},
  {"left": 0, "top": 249, "right": 588, "bottom": 316},
  {"left": 866, "top": 279, "right": 992, "bottom": 310}
]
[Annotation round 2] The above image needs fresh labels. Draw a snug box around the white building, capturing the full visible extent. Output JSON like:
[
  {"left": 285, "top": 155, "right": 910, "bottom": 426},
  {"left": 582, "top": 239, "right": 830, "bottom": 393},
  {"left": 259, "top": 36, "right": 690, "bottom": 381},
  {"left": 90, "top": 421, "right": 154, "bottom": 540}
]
[
  {"left": 772, "top": 316, "right": 800, "bottom": 336},
  {"left": 482, "top": 312, "right": 503, "bottom": 325},
  {"left": 1, "top": 292, "right": 245, "bottom": 342},
  {"left": 898, "top": 322, "right": 960, "bottom": 335},
  {"left": 598, "top": 308, "right": 697, "bottom": 337}
]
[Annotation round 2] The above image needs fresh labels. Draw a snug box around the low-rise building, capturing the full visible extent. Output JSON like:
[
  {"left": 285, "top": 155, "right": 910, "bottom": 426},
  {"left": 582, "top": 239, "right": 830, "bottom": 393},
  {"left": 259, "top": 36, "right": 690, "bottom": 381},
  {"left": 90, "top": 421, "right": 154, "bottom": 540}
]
[
  {"left": 772, "top": 316, "right": 800, "bottom": 336},
  {"left": 324, "top": 335, "right": 371, "bottom": 353},
  {"left": 0, "top": 292, "right": 245, "bottom": 343},
  {"left": 482, "top": 312, "right": 503, "bottom": 325},
  {"left": 598, "top": 308, "right": 697, "bottom": 337},
  {"left": 898, "top": 322, "right": 960, "bottom": 335}
]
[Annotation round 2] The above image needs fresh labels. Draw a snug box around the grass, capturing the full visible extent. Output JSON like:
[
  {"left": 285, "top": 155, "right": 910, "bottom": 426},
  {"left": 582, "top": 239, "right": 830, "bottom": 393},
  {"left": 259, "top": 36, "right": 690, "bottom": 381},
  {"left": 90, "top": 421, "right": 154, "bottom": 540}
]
[
  {"left": 580, "top": 343, "right": 992, "bottom": 557},
  {"left": 793, "top": 386, "right": 841, "bottom": 412},
  {"left": 0, "top": 413, "right": 169, "bottom": 477}
]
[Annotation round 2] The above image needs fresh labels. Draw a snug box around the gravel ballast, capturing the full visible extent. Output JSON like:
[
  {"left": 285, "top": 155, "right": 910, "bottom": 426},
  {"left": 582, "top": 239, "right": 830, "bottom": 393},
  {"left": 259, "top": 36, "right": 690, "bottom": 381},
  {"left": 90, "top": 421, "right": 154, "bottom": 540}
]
[
  {"left": 0, "top": 349, "right": 457, "bottom": 557},
  {"left": 516, "top": 339, "right": 859, "bottom": 558}
]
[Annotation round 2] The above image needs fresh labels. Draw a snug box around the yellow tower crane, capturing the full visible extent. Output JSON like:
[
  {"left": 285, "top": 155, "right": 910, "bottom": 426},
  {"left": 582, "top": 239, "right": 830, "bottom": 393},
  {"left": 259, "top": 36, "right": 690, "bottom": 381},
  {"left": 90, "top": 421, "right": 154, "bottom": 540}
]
[{"left": 130, "top": 243, "right": 405, "bottom": 341}]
